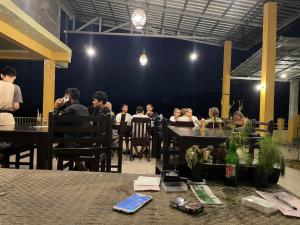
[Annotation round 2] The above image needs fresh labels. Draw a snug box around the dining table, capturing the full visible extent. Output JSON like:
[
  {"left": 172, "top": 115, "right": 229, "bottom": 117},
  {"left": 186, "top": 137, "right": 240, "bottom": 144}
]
[
  {"left": 0, "top": 168, "right": 298, "bottom": 225},
  {"left": 0, "top": 125, "right": 51, "bottom": 169}
]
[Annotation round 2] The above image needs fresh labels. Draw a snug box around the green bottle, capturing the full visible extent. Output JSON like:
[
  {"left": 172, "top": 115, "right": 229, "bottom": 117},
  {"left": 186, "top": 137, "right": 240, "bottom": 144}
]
[{"left": 225, "top": 139, "right": 239, "bottom": 186}]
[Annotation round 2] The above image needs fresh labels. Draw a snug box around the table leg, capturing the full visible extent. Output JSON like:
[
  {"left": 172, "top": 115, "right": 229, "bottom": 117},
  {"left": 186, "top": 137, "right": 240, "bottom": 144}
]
[{"left": 36, "top": 137, "right": 51, "bottom": 170}]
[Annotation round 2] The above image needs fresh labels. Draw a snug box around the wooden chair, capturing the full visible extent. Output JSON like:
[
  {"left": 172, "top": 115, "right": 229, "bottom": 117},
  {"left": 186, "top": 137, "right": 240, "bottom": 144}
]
[
  {"left": 130, "top": 117, "right": 152, "bottom": 161},
  {"left": 248, "top": 119, "right": 274, "bottom": 158},
  {"left": 0, "top": 143, "right": 34, "bottom": 169},
  {"left": 174, "top": 121, "right": 195, "bottom": 127},
  {"left": 206, "top": 121, "right": 224, "bottom": 129},
  {"left": 48, "top": 112, "right": 112, "bottom": 172}
]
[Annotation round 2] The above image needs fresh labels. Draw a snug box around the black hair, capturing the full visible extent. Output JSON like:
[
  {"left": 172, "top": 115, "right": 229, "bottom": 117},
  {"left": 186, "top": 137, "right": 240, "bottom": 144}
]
[
  {"left": 121, "top": 104, "right": 128, "bottom": 108},
  {"left": 136, "top": 106, "right": 144, "bottom": 113},
  {"left": 1, "top": 66, "right": 17, "bottom": 77},
  {"left": 93, "top": 91, "right": 108, "bottom": 104},
  {"left": 146, "top": 103, "right": 153, "bottom": 108},
  {"left": 65, "top": 88, "right": 80, "bottom": 101}
]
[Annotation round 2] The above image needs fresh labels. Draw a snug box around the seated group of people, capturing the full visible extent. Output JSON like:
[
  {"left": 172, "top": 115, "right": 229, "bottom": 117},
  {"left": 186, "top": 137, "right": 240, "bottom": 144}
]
[{"left": 169, "top": 106, "right": 248, "bottom": 128}]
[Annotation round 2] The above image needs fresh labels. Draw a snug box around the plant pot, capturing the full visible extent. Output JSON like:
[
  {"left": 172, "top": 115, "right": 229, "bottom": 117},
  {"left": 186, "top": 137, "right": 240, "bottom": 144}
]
[
  {"left": 268, "top": 168, "right": 280, "bottom": 184},
  {"left": 254, "top": 169, "right": 269, "bottom": 188},
  {"left": 191, "top": 163, "right": 204, "bottom": 182}
]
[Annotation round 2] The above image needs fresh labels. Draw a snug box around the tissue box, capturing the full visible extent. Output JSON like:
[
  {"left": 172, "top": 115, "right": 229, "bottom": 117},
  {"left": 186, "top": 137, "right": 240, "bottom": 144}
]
[{"left": 242, "top": 195, "right": 278, "bottom": 215}]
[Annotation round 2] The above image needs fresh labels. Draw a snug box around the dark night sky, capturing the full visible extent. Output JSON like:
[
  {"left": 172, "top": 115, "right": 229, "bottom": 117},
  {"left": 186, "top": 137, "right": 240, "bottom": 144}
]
[{"left": 1, "top": 15, "right": 299, "bottom": 121}]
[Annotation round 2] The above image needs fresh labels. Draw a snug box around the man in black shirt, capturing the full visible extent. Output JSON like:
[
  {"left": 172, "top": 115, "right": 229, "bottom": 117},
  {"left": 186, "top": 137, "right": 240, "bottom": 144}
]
[
  {"left": 54, "top": 88, "right": 89, "bottom": 117},
  {"left": 91, "top": 91, "right": 110, "bottom": 116}
]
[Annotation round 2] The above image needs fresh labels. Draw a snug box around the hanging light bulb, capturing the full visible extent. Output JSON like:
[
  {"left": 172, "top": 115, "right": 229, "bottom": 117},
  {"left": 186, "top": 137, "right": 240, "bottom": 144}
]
[
  {"left": 131, "top": 8, "right": 146, "bottom": 29},
  {"left": 86, "top": 46, "right": 96, "bottom": 57},
  {"left": 139, "top": 53, "right": 148, "bottom": 66},
  {"left": 190, "top": 51, "right": 198, "bottom": 61}
]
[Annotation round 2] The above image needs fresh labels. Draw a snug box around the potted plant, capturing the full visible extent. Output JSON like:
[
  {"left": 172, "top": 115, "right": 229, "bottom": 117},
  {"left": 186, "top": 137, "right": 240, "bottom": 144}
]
[
  {"left": 255, "top": 135, "right": 285, "bottom": 188},
  {"left": 185, "top": 146, "right": 212, "bottom": 181}
]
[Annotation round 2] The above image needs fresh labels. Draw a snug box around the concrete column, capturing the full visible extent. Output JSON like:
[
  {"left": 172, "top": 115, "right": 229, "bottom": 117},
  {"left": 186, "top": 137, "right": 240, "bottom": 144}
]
[{"left": 288, "top": 79, "right": 299, "bottom": 142}]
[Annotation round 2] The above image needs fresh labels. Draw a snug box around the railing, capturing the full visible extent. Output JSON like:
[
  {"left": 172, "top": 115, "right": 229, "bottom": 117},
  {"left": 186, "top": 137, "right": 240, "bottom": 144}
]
[{"left": 15, "top": 117, "right": 37, "bottom": 125}]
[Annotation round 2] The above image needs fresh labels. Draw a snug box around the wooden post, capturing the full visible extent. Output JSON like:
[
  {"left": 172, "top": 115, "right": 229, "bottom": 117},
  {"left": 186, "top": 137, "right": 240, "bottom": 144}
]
[
  {"left": 42, "top": 60, "right": 55, "bottom": 123},
  {"left": 221, "top": 40, "right": 232, "bottom": 119}
]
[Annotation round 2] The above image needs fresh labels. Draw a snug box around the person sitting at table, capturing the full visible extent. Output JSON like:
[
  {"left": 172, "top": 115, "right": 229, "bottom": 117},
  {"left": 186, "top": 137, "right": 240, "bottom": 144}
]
[
  {"left": 115, "top": 104, "right": 132, "bottom": 125},
  {"left": 105, "top": 101, "right": 115, "bottom": 123},
  {"left": 178, "top": 108, "right": 199, "bottom": 127},
  {"left": 90, "top": 91, "right": 111, "bottom": 116},
  {"left": 128, "top": 106, "right": 150, "bottom": 158},
  {"left": 233, "top": 111, "right": 249, "bottom": 128},
  {"left": 53, "top": 88, "right": 90, "bottom": 170},
  {"left": 180, "top": 108, "right": 187, "bottom": 116},
  {"left": 146, "top": 103, "right": 158, "bottom": 120},
  {"left": 205, "top": 107, "right": 223, "bottom": 128},
  {"left": 169, "top": 108, "right": 181, "bottom": 122},
  {"left": 0, "top": 66, "right": 23, "bottom": 126},
  {"left": 115, "top": 104, "right": 132, "bottom": 153}
]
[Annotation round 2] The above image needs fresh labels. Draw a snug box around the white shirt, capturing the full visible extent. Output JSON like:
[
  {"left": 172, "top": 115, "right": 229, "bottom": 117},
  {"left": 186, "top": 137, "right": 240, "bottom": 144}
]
[
  {"left": 115, "top": 112, "right": 132, "bottom": 124},
  {"left": 169, "top": 116, "right": 178, "bottom": 122},
  {"left": 177, "top": 115, "right": 199, "bottom": 127}
]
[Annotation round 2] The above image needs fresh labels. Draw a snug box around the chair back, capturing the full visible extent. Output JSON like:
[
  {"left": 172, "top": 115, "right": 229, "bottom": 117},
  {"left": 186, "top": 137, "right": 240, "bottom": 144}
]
[
  {"left": 131, "top": 117, "right": 151, "bottom": 140},
  {"left": 174, "top": 121, "right": 194, "bottom": 127},
  {"left": 222, "top": 118, "right": 233, "bottom": 130},
  {"left": 48, "top": 112, "right": 112, "bottom": 149},
  {"left": 206, "top": 121, "right": 224, "bottom": 129},
  {"left": 251, "top": 119, "right": 274, "bottom": 135}
]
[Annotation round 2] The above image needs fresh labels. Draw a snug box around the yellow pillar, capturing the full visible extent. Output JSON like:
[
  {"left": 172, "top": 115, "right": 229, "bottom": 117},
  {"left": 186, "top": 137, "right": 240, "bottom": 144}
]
[
  {"left": 277, "top": 118, "right": 285, "bottom": 130},
  {"left": 221, "top": 40, "right": 232, "bottom": 119},
  {"left": 42, "top": 60, "right": 55, "bottom": 123},
  {"left": 288, "top": 115, "right": 299, "bottom": 143},
  {"left": 259, "top": 2, "right": 277, "bottom": 124}
]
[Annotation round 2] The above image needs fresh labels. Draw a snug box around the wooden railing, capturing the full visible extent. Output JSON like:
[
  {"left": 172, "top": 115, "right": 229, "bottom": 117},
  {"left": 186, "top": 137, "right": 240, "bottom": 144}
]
[{"left": 15, "top": 117, "right": 37, "bottom": 125}]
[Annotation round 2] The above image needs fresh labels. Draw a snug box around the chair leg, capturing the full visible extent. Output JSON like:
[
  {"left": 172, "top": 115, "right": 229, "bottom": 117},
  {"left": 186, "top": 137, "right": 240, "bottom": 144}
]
[
  {"left": 29, "top": 148, "right": 34, "bottom": 169},
  {"left": 1, "top": 152, "right": 9, "bottom": 168},
  {"left": 148, "top": 145, "right": 151, "bottom": 162},
  {"left": 57, "top": 156, "right": 64, "bottom": 170},
  {"left": 100, "top": 158, "right": 106, "bottom": 172},
  {"left": 69, "top": 160, "right": 74, "bottom": 170},
  {"left": 130, "top": 143, "right": 133, "bottom": 161},
  {"left": 15, "top": 152, "right": 20, "bottom": 169}
]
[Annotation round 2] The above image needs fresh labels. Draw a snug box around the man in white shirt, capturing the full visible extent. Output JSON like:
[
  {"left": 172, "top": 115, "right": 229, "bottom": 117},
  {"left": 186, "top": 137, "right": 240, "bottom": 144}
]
[
  {"left": 115, "top": 104, "right": 132, "bottom": 125},
  {"left": 115, "top": 104, "right": 132, "bottom": 152}
]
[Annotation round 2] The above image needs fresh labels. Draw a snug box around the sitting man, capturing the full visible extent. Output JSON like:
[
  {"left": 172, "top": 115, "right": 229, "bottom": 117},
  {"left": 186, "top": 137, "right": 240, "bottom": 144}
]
[
  {"left": 53, "top": 88, "right": 90, "bottom": 170},
  {"left": 128, "top": 106, "right": 151, "bottom": 158},
  {"left": 205, "top": 107, "right": 223, "bottom": 128},
  {"left": 91, "top": 91, "right": 110, "bottom": 116},
  {"left": 115, "top": 104, "right": 132, "bottom": 153},
  {"left": 54, "top": 88, "right": 89, "bottom": 117},
  {"left": 145, "top": 103, "right": 158, "bottom": 120},
  {"left": 105, "top": 101, "right": 115, "bottom": 123}
]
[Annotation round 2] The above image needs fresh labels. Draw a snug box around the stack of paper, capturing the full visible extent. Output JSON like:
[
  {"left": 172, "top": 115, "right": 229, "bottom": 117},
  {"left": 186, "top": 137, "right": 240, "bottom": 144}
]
[
  {"left": 242, "top": 195, "right": 278, "bottom": 215},
  {"left": 133, "top": 176, "right": 161, "bottom": 191}
]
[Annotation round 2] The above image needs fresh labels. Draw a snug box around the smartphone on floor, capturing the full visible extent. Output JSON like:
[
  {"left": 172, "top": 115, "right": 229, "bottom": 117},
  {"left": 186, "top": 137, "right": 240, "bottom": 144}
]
[{"left": 113, "top": 193, "right": 153, "bottom": 214}]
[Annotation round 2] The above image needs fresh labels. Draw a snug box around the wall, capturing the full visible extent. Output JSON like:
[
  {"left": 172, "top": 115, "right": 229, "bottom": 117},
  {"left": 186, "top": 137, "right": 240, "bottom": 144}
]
[{"left": 12, "top": 0, "right": 60, "bottom": 38}]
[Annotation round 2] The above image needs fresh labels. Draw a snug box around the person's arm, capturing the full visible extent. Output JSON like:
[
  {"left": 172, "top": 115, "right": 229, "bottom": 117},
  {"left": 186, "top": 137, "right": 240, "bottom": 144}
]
[
  {"left": 12, "top": 85, "right": 23, "bottom": 111},
  {"left": 53, "top": 98, "right": 64, "bottom": 116}
]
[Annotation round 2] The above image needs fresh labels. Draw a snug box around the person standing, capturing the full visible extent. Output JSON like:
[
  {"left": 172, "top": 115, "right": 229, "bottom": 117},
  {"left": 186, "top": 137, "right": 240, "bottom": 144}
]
[{"left": 0, "top": 66, "right": 23, "bottom": 126}]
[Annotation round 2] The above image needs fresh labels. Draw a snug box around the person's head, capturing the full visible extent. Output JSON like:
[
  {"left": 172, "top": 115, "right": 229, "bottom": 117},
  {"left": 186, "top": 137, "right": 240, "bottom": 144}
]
[
  {"left": 185, "top": 108, "right": 193, "bottom": 118},
  {"left": 64, "top": 88, "right": 80, "bottom": 105},
  {"left": 146, "top": 104, "right": 153, "bottom": 113},
  {"left": 0, "top": 66, "right": 17, "bottom": 83},
  {"left": 233, "top": 111, "right": 244, "bottom": 125},
  {"left": 208, "top": 107, "right": 219, "bottom": 119},
  {"left": 180, "top": 108, "right": 187, "bottom": 116},
  {"left": 136, "top": 106, "right": 144, "bottom": 114},
  {"left": 121, "top": 104, "right": 128, "bottom": 113},
  {"left": 92, "top": 91, "right": 108, "bottom": 109},
  {"left": 173, "top": 108, "right": 181, "bottom": 118},
  {"left": 105, "top": 101, "right": 113, "bottom": 111}
]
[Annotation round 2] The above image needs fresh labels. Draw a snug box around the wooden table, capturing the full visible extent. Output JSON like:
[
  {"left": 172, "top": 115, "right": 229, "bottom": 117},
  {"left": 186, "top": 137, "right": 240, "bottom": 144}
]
[
  {"left": 0, "top": 125, "right": 50, "bottom": 169},
  {"left": 0, "top": 169, "right": 298, "bottom": 225},
  {"left": 168, "top": 126, "right": 231, "bottom": 163}
]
